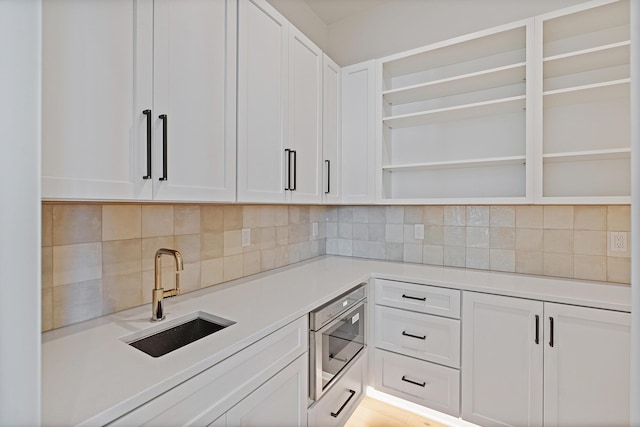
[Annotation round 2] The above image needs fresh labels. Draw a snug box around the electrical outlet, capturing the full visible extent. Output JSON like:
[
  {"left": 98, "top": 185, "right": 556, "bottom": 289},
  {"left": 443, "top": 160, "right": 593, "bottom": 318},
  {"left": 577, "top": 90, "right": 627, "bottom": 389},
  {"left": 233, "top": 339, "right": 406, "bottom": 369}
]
[
  {"left": 241, "top": 228, "right": 251, "bottom": 247},
  {"left": 312, "top": 222, "right": 318, "bottom": 236},
  {"left": 610, "top": 231, "right": 627, "bottom": 252},
  {"left": 414, "top": 224, "right": 424, "bottom": 240}
]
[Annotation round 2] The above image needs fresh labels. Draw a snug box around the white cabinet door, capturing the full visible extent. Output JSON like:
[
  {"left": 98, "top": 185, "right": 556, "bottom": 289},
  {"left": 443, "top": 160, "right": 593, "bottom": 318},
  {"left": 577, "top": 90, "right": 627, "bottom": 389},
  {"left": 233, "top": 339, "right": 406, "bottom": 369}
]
[
  {"left": 237, "top": 0, "right": 289, "bottom": 203},
  {"left": 322, "top": 54, "right": 341, "bottom": 204},
  {"left": 543, "top": 303, "right": 630, "bottom": 427},
  {"left": 341, "top": 60, "right": 376, "bottom": 203},
  {"left": 226, "top": 354, "right": 307, "bottom": 427},
  {"left": 152, "top": 0, "right": 236, "bottom": 202},
  {"left": 461, "top": 292, "right": 543, "bottom": 427},
  {"left": 42, "top": 0, "right": 153, "bottom": 200}
]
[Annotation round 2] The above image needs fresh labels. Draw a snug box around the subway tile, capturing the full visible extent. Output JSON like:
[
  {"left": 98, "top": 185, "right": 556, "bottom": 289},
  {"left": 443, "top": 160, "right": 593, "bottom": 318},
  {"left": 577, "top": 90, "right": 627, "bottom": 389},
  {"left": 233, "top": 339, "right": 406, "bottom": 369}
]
[
  {"left": 515, "top": 228, "right": 543, "bottom": 252},
  {"left": 574, "top": 230, "right": 606, "bottom": 256},
  {"left": 326, "top": 222, "right": 338, "bottom": 239},
  {"left": 466, "top": 248, "right": 489, "bottom": 270},
  {"left": 243, "top": 251, "right": 261, "bottom": 276},
  {"left": 326, "top": 239, "right": 338, "bottom": 255},
  {"left": 490, "top": 249, "right": 515, "bottom": 272},
  {"left": 385, "top": 243, "right": 403, "bottom": 262},
  {"left": 310, "top": 206, "right": 326, "bottom": 223},
  {"left": 444, "top": 246, "right": 465, "bottom": 268},
  {"left": 175, "top": 234, "right": 201, "bottom": 263},
  {"left": 201, "top": 233, "right": 223, "bottom": 260},
  {"left": 573, "top": 206, "right": 606, "bottom": 231},
  {"left": 467, "top": 206, "right": 489, "bottom": 227},
  {"left": 466, "top": 227, "right": 489, "bottom": 248},
  {"left": 141, "top": 205, "right": 173, "bottom": 238},
  {"left": 353, "top": 240, "right": 369, "bottom": 258},
  {"left": 404, "top": 206, "right": 423, "bottom": 224},
  {"left": 179, "top": 262, "right": 202, "bottom": 294},
  {"left": 42, "top": 287, "right": 53, "bottom": 332},
  {"left": 274, "top": 206, "right": 289, "bottom": 226},
  {"left": 423, "top": 206, "right": 444, "bottom": 226},
  {"left": 53, "top": 204, "right": 102, "bottom": 245},
  {"left": 102, "top": 272, "right": 142, "bottom": 315},
  {"left": 424, "top": 226, "right": 444, "bottom": 246},
  {"left": 53, "top": 242, "right": 102, "bottom": 286},
  {"left": 543, "top": 206, "right": 574, "bottom": 230},
  {"left": 490, "top": 227, "right": 515, "bottom": 250},
  {"left": 242, "top": 206, "right": 261, "bottom": 228},
  {"left": 242, "top": 227, "right": 261, "bottom": 253},
  {"left": 403, "top": 244, "right": 423, "bottom": 263},
  {"left": 369, "top": 242, "right": 386, "bottom": 260},
  {"left": 53, "top": 279, "right": 103, "bottom": 328},
  {"left": 403, "top": 224, "right": 421, "bottom": 244},
  {"left": 385, "top": 206, "right": 404, "bottom": 224},
  {"left": 337, "top": 239, "right": 353, "bottom": 256},
  {"left": 261, "top": 248, "right": 276, "bottom": 271},
  {"left": 544, "top": 230, "right": 573, "bottom": 254},
  {"left": 516, "top": 206, "right": 543, "bottom": 229},
  {"left": 353, "top": 223, "right": 369, "bottom": 241},
  {"left": 223, "top": 205, "right": 242, "bottom": 231},
  {"left": 490, "top": 206, "right": 515, "bottom": 228},
  {"left": 102, "top": 205, "right": 140, "bottom": 241},
  {"left": 444, "top": 226, "right": 465, "bottom": 247},
  {"left": 338, "top": 207, "right": 353, "bottom": 223},
  {"left": 42, "top": 204, "right": 53, "bottom": 247},
  {"left": 142, "top": 236, "right": 175, "bottom": 271},
  {"left": 574, "top": 255, "right": 606, "bottom": 282},
  {"left": 260, "top": 206, "right": 276, "bottom": 227},
  {"left": 368, "top": 223, "right": 386, "bottom": 242},
  {"left": 422, "top": 245, "right": 444, "bottom": 266},
  {"left": 260, "top": 227, "right": 276, "bottom": 250},
  {"left": 223, "top": 255, "right": 243, "bottom": 281},
  {"left": 102, "top": 239, "right": 141, "bottom": 277},
  {"left": 607, "top": 257, "right": 630, "bottom": 284},
  {"left": 607, "top": 205, "right": 630, "bottom": 231},
  {"left": 516, "top": 251, "right": 543, "bottom": 275},
  {"left": 298, "top": 206, "right": 310, "bottom": 224},
  {"left": 201, "top": 205, "right": 224, "bottom": 233},
  {"left": 276, "top": 226, "right": 289, "bottom": 246},
  {"left": 444, "top": 206, "right": 465, "bottom": 226},
  {"left": 223, "top": 230, "right": 242, "bottom": 256},
  {"left": 324, "top": 207, "right": 338, "bottom": 222},
  {"left": 543, "top": 253, "right": 573, "bottom": 278},
  {"left": 338, "top": 222, "right": 353, "bottom": 239},
  {"left": 174, "top": 205, "right": 201, "bottom": 235},
  {"left": 368, "top": 207, "right": 386, "bottom": 224},
  {"left": 201, "top": 258, "right": 224, "bottom": 287}
]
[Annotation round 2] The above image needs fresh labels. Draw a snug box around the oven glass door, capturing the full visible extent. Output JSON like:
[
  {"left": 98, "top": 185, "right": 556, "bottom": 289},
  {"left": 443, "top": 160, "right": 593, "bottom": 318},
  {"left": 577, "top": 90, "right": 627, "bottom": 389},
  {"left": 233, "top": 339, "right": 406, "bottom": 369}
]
[{"left": 319, "top": 301, "right": 365, "bottom": 392}]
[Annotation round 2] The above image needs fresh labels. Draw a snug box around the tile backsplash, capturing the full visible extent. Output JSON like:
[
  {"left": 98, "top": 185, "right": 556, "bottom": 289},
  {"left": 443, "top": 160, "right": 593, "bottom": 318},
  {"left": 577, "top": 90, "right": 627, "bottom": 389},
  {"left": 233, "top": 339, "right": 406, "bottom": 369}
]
[{"left": 42, "top": 203, "right": 631, "bottom": 332}]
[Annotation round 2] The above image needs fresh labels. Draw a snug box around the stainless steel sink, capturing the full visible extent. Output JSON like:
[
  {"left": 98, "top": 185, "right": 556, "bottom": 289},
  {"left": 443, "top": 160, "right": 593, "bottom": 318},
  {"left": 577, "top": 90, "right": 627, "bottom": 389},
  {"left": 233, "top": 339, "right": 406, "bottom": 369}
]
[{"left": 123, "top": 312, "right": 235, "bottom": 357}]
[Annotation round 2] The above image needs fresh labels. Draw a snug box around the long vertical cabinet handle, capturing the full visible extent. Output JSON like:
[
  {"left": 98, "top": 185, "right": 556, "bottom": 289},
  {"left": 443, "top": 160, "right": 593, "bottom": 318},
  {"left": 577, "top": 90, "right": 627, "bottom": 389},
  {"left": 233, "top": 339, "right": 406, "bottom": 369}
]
[
  {"left": 142, "top": 110, "right": 152, "bottom": 179},
  {"left": 159, "top": 114, "right": 168, "bottom": 181},
  {"left": 284, "top": 149, "right": 291, "bottom": 190},
  {"left": 325, "top": 160, "right": 330, "bottom": 194},
  {"left": 535, "top": 315, "right": 540, "bottom": 344},
  {"left": 291, "top": 150, "right": 297, "bottom": 191},
  {"left": 549, "top": 317, "right": 554, "bottom": 348}
]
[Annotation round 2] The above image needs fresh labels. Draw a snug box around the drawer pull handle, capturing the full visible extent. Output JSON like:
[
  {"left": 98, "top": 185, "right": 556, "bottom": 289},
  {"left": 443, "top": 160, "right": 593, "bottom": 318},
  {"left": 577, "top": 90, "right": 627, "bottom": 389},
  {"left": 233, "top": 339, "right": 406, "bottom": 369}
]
[
  {"left": 330, "top": 389, "right": 356, "bottom": 418},
  {"left": 535, "top": 315, "right": 540, "bottom": 344},
  {"left": 401, "top": 376, "right": 426, "bottom": 388},
  {"left": 402, "top": 294, "right": 426, "bottom": 302},
  {"left": 549, "top": 317, "right": 554, "bottom": 348},
  {"left": 402, "top": 331, "right": 426, "bottom": 340}
]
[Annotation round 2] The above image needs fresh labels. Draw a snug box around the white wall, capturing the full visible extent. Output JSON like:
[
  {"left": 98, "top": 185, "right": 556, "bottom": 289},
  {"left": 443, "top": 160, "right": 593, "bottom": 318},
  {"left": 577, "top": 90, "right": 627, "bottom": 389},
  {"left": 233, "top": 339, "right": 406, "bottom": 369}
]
[
  {"left": 0, "top": 1, "right": 42, "bottom": 425},
  {"left": 326, "top": 0, "right": 589, "bottom": 65},
  {"left": 267, "top": 0, "right": 329, "bottom": 51}
]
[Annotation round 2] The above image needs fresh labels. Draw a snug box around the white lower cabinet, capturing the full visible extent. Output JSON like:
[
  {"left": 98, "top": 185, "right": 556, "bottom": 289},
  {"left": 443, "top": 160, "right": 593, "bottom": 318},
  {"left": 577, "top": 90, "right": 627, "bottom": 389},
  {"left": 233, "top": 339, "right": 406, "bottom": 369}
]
[
  {"left": 308, "top": 352, "right": 365, "bottom": 427},
  {"left": 462, "top": 291, "right": 631, "bottom": 427},
  {"left": 108, "top": 316, "right": 307, "bottom": 426}
]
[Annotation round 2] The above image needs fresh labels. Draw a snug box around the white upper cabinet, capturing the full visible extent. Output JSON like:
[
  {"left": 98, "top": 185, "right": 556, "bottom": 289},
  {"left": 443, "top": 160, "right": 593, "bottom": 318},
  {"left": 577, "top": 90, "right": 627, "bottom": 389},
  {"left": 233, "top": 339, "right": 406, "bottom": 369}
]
[
  {"left": 42, "top": 0, "right": 153, "bottom": 200},
  {"left": 341, "top": 60, "right": 377, "bottom": 204},
  {"left": 152, "top": 0, "right": 237, "bottom": 202},
  {"left": 535, "top": 0, "right": 630, "bottom": 204},
  {"left": 42, "top": 0, "right": 236, "bottom": 202},
  {"left": 237, "top": 0, "right": 323, "bottom": 204},
  {"left": 322, "top": 54, "right": 341, "bottom": 204},
  {"left": 376, "top": 20, "right": 534, "bottom": 204}
]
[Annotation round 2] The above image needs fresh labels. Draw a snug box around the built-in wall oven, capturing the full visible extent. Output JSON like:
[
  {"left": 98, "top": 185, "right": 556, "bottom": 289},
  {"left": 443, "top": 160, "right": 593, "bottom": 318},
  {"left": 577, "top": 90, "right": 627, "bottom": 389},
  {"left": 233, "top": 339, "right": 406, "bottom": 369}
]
[{"left": 309, "top": 283, "right": 367, "bottom": 401}]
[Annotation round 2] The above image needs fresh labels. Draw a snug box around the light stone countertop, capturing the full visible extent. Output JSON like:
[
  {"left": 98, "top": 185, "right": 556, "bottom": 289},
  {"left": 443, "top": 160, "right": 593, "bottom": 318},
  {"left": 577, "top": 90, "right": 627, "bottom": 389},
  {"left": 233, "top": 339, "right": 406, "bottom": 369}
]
[{"left": 41, "top": 256, "right": 631, "bottom": 426}]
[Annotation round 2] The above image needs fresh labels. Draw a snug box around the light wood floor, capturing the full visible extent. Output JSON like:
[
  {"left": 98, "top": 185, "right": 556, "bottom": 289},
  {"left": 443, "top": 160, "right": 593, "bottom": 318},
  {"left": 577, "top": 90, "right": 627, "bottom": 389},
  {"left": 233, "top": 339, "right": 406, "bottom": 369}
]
[{"left": 344, "top": 396, "right": 449, "bottom": 427}]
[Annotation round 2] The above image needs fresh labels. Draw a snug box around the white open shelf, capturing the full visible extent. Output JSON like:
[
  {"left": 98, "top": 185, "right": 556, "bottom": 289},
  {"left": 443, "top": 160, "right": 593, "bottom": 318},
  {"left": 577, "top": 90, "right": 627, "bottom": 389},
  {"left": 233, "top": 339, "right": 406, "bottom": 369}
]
[
  {"left": 543, "top": 148, "right": 630, "bottom": 163},
  {"left": 383, "top": 95, "right": 525, "bottom": 129},
  {"left": 383, "top": 63, "right": 526, "bottom": 106},
  {"left": 543, "top": 78, "right": 629, "bottom": 107},
  {"left": 543, "top": 41, "right": 630, "bottom": 78},
  {"left": 383, "top": 156, "right": 525, "bottom": 172}
]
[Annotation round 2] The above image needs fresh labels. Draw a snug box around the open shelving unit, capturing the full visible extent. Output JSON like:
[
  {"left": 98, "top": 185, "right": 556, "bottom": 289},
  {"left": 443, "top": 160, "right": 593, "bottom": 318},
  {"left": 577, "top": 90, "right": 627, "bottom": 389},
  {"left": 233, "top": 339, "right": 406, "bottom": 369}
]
[
  {"left": 536, "top": 0, "right": 631, "bottom": 204},
  {"left": 377, "top": 21, "right": 533, "bottom": 203}
]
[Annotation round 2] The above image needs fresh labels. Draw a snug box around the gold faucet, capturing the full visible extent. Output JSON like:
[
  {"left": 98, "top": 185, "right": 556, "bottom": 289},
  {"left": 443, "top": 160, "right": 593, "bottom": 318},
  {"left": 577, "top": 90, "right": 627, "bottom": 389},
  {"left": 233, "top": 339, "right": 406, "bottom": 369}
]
[{"left": 151, "top": 248, "right": 184, "bottom": 321}]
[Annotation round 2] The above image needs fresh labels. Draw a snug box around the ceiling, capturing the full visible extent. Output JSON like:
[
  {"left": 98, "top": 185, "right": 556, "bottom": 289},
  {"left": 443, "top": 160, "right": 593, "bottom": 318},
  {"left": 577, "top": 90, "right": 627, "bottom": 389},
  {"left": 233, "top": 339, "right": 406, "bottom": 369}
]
[{"left": 303, "top": 0, "right": 392, "bottom": 25}]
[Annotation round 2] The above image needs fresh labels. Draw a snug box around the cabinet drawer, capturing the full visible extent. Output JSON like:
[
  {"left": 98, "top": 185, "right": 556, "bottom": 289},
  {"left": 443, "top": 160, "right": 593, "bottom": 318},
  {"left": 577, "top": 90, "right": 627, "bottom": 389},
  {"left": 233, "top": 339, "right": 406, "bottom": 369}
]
[
  {"left": 375, "top": 306, "right": 460, "bottom": 368},
  {"left": 374, "top": 349, "right": 460, "bottom": 417},
  {"left": 308, "top": 352, "right": 365, "bottom": 427},
  {"left": 375, "top": 279, "right": 461, "bottom": 318},
  {"left": 109, "top": 316, "right": 308, "bottom": 426}
]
